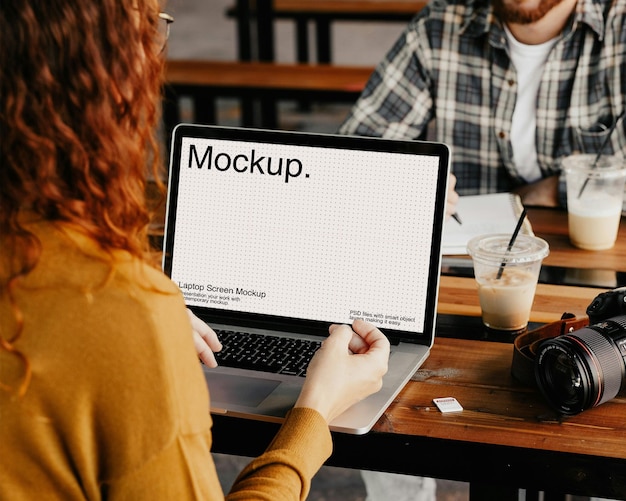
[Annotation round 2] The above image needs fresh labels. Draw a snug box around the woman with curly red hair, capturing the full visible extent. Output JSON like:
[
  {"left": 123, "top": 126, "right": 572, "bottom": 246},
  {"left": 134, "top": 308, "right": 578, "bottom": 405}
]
[
  {"left": 0, "top": 1, "right": 390, "bottom": 498},
  {"left": 0, "top": 0, "right": 389, "bottom": 500}
]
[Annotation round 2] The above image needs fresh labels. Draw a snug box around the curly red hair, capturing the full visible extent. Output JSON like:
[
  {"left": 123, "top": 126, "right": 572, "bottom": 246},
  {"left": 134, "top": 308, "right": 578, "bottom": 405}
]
[{"left": 0, "top": 0, "right": 166, "bottom": 394}]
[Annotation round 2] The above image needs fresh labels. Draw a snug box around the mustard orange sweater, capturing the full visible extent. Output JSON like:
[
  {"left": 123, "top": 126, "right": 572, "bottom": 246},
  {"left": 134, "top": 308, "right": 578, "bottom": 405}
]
[{"left": 0, "top": 220, "right": 332, "bottom": 500}]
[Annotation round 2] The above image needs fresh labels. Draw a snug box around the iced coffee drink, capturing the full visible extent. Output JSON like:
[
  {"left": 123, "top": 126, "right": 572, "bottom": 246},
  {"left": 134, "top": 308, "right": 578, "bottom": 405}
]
[
  {"left": 468, "top": 234, "right": 549, "bottom": 332},
  {"left": 476, "top": 268, "right": 539, "bottom": 331},
  {"left": 563, "top": 154, "right": 626, "bottom": 251},
  {"left": 567, "top": 196, "right": 622, "bottom": 250}
]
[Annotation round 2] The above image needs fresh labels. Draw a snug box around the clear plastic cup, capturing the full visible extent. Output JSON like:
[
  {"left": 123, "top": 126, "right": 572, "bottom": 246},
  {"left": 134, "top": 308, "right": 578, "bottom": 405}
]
[
  {"left": 562, "top": 154, "right": 626, "bottom": 251},
  {"left": 467, "top": 234, "right": 549, "bottom": 332}
]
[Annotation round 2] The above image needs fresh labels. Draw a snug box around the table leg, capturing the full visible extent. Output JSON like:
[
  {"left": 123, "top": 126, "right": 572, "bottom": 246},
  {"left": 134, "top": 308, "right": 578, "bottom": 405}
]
[
  {"left": 234, "top": 0, "right": 255, "bottom": 124},
  {"left": 469, "top": 483, "right": 519, "bottom": 500},
  {"left": 162, "top": 85, "right": 180, "bottom": 147},
  {"left": 256, "top": 0, "right": 275, "bottom": 61},
  {"left": 195, "top": 95, "right": 217, "bottom": 126},
  {"left": 315, "top": 18, "right": 331, "bottom": 63},
  {"left": 235, "top": 0, "right": 253, "bottom": 61},
  {"left": 295, "top": 17, "right": 309, "bottom": 63}
]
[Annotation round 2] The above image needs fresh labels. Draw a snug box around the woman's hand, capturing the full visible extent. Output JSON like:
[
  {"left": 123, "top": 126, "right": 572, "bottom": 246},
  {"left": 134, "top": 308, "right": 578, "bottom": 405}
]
[
  {"left": 187, "top": 309, "right": 222, "bottom": 367},
  {"left": 295, "top": 319, "right": 390, "bottom": 424}
]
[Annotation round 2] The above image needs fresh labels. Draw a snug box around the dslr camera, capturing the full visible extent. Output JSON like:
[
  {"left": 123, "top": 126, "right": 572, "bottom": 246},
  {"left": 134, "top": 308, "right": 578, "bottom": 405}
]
[{"left": 534, "top": 287, "right": 626, "bottom": 415}]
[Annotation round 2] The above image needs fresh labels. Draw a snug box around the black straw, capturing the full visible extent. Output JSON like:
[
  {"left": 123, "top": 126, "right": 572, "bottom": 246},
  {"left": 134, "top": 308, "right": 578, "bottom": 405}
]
[
  {"left": 577, "top": 110, "right": 625, "bottom": 199},
  {"left": 496, "top": 208, "right": 527, "bottom": 280}
]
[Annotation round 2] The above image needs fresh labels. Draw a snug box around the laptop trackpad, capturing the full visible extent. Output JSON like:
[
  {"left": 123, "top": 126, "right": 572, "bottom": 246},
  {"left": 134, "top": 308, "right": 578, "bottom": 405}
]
[{"left": 205, "top": 372, "right": 280, "bottom": 408}]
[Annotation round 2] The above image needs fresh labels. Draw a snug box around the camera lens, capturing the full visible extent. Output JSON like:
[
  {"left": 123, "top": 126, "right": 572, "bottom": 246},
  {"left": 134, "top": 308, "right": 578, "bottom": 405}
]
[{"left": 534, "top": 315, "right": 626, "bottom": 415}]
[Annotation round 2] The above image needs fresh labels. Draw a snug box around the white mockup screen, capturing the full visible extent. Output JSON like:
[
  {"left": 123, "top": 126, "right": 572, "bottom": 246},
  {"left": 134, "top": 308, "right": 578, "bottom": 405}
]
[{"left": 169, "top": 136, "right": 440, "bottom": 333}]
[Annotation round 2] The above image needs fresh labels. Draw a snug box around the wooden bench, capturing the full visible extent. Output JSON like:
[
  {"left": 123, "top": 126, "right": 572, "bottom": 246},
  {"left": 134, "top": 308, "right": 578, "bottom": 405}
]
[
  {"left": 162, "top": 59, "right": 373, "bottom": 136},
  {"left": 228, "top": 0, "right": 427, "bottom": 62}
]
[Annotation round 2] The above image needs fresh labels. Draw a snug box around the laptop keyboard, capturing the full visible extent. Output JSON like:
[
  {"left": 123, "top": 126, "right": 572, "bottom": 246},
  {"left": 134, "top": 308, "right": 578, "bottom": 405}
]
[{"left": 214, "top": 330, "right": 322, "bottom": 377}]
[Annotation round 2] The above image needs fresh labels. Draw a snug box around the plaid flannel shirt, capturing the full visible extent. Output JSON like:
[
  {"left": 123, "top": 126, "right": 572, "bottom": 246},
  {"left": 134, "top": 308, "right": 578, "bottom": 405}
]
[{"left": 338, "top": 0, "right": 626, "bottom": 205}]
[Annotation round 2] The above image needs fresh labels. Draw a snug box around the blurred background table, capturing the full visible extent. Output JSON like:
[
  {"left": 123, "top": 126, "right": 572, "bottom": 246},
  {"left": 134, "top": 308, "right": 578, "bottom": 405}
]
[{"left": 229, "top": 0, "right": 427, "bottom": 62}]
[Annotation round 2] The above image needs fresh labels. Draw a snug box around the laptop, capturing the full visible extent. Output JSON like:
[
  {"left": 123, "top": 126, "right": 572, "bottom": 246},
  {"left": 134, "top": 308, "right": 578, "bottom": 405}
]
[{"left": 163, "top": 124, "right": 450, "bottom": 434}]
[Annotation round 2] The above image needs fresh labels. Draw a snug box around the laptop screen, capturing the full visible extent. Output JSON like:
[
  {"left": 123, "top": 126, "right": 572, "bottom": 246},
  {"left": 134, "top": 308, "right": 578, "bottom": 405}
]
[{"left": 163, "top": 125, "right": 449, "bottom": 343}]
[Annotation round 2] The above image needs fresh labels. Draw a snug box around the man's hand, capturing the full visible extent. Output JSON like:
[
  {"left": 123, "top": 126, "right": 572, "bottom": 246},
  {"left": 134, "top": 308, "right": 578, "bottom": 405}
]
[
  {"left": 513, "top": 175, "right": 560, "bottom": 207},
  {"left": 446, "top": 173, "right": 460, "bottom": 219}
]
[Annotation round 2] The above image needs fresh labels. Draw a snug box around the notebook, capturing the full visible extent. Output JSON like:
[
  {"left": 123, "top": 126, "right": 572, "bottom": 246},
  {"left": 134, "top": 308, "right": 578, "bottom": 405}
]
[
  {"left": 163, "top": 124, "right": 450, "bottom": 434},
  {"left": 442, "top": 193, "right": 533, "bottom": 255}
]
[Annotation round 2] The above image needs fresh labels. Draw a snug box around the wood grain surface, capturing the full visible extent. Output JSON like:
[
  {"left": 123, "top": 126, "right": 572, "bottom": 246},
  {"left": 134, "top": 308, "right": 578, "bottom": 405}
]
[{"left": 377, "top": 337, "right": 626, "bottom": 459}]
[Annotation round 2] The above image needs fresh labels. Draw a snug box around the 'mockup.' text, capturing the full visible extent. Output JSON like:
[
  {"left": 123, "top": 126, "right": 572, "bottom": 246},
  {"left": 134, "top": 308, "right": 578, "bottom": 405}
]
[{"left": 188, "top": 144, "right": 309, "bottom": 183}]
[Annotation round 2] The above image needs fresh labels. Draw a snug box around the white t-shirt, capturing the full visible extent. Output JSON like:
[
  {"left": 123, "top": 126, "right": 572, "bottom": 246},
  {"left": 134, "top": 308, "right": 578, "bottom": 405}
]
[{"left": 504, "top": 26, "right": 559, "bottom": 183}]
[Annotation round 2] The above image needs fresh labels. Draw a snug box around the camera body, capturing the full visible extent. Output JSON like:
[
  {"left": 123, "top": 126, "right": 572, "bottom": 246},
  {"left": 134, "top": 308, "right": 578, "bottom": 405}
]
[
  {"left": 585, "top": 286, "right": 626, "bottom": 323},
  {"left": 534, "top": 287, "right": 626, "bottom": 415}
]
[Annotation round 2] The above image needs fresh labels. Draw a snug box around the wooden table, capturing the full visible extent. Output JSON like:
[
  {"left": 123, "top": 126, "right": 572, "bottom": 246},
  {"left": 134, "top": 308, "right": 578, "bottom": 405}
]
[
  {"left": 208, "top": 207, "right": 626, "bottom": 500},
  {"left": 442, "top": 207, "right": 626, "bottom": 292},
  {"left": 162, "top": 60, "right": 373, "bottom": 130}
]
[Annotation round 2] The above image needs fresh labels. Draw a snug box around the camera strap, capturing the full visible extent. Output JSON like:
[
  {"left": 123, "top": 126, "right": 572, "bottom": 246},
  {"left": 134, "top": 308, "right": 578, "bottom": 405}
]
[{"left": 511, "top": 313, "right": 589, "bottom": 386}]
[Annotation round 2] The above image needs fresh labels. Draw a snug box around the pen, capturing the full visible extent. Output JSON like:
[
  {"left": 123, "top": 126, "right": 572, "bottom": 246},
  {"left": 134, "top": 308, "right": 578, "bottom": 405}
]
[{"left": 451, "top": 212, "right": 462, "bottom": 225}]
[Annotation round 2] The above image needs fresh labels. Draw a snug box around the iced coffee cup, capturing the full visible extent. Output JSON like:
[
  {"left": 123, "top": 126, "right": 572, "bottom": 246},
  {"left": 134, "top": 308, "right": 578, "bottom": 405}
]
[
  {"left": 562, "top": 154, "right": 626, "bottom": 251},
  {"left": 467, "top": 234, "right": 549, "bottom": 332}
]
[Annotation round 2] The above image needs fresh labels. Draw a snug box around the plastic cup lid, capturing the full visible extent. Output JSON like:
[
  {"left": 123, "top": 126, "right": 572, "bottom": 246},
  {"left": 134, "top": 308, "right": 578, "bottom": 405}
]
[
  {"left": 562, "top": 154, "right": 626, "bottom": 178},
  {"left": 467, "top": 234, "right": 549, "bottom": 265}
]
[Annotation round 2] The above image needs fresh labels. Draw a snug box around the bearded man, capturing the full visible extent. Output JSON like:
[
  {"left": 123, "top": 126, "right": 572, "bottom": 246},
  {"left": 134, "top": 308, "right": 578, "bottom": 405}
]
[
  {"left": 339, "top": 0, "right": 625, "bottom": 215},
  {"left": 339, "top": 0, "right": 625, "bottom": 499}
]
